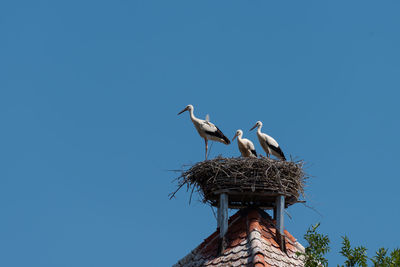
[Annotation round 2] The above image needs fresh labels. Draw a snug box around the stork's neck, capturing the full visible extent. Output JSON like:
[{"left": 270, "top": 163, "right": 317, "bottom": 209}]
[
  {"left": 188, "top": 108, "right": 198, "bottom": 122},
  {"left": 257, "top": 125, "right": 263, "bottom": 135}
]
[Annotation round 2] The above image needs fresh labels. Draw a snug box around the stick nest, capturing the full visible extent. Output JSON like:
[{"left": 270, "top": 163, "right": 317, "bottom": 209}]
[{"left": 171, "top": 156, "right": 307, "bottom": 208}]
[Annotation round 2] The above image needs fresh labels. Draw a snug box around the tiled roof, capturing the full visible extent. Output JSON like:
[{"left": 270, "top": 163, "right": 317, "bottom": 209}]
[{"left": 174, "top": 208, "right": 305, "bottom": 267}]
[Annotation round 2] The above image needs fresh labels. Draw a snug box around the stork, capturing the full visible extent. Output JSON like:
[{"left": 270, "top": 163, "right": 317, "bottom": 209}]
[
  {"left": 250, "top": 121, "right": 286, "bottom": 160},
  {"left": 232, "top": 129, "right": 257, "bottom": 158},
  {"left": 178, "top": 105, "right": 230, "bottom": 160}
]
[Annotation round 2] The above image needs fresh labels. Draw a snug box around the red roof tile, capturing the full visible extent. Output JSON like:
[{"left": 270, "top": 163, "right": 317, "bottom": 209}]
[{"left": 174, "top": 208, "right": 305, "bottom": 267}]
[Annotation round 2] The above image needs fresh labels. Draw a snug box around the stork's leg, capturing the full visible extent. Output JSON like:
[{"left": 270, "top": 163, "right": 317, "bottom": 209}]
[
  {"left": 206, "top": 139, "right": 209, "bottom": 160},
  {"left": 204, "top": 138, "right": 208, "bottom": 160}
]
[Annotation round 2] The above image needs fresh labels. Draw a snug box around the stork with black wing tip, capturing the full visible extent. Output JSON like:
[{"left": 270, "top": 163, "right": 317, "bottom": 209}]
[
  {"left": 178, "top": 105, "right": 230, "bottom": 160},
  {"left": 250, "top": 121, "right": 286, "bottom": 161},
  {"left": 232, "top": 129, "right": 257, "bottom": 158}
]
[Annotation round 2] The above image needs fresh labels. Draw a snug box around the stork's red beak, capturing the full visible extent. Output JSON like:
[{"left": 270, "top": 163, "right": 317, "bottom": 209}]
[
  {"left": 232, "top": 133, "right": 238, "bottom": 142},
  {"left": 250, "top": 124, "right": 257, "bottom": 131},
  {"left": 177, "top": 107, "right": 188, "bottom": 115}
]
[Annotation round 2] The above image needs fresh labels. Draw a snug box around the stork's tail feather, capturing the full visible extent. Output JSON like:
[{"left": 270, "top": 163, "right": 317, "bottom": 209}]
[
  {"left": 223, "top": 135, "right": 231, "bottom": 145},
  {"left": 270, "top": 145, "right": 286, "bottom": 161}
]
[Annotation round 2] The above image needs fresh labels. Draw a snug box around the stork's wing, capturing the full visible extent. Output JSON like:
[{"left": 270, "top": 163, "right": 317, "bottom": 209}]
[
  {"left": 205, "top": 114, "right": 210, "bottom": 122},
  {"left": 206, "top": 126, "right": 230, "bottom": 144},
  {"left": 249, "top": 141, "right": 255, "bottom": 151},
  {"left": 269, "top": 145, "right": 286, "bottom": 160},
  {"left": 200, "top": 120, "right": 218, "bottom": 132},
  {"left": 264, "top": 134, "right": 285, "bottom": 160},
  {"left": 246, "top": 139, "right": 257, "bottom": 157},
  {"left": 244, "top": 138, "right": 256, "bottom": 151},
  {"left": 201, "top": 121, "right": 230, "bottom": 144},
  {"left": 265, "top": 134, "right": 279, "bottom": 148}
]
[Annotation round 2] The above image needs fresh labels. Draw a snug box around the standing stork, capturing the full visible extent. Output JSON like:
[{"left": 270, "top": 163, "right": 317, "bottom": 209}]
[
  {"left": 232, "top": 129, "right": 257, "bottom": 158},
  {"left": 178, "top": 105, "right": 230, "bottom": 160},
  {"left": 250, "top": 121, "right": 286, "bottom": 161}
]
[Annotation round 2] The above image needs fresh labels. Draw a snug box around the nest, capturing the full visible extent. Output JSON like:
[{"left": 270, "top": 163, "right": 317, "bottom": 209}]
[{"left": 171, "top": 156, "right": 307, "bottom": 209}]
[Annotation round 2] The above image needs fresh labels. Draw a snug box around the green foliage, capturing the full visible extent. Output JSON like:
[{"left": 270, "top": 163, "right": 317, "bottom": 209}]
[
  {"left": 338, "top": 236, "right": 367, "bottom": 267},
  {"left": 297, "top": 222, "right": 330, "bottom": 267},
  {"left": 299, "top": 224, "right": 399, "bottom": 267},
  {"left": 371, "top": 248, "right": 391, "bottom": 266},
  {"left": 390, "top": 248, "right": 400, "bottom": 266},
  {"left": 371, "top": 247, "right": 400, "bottom": 267}
]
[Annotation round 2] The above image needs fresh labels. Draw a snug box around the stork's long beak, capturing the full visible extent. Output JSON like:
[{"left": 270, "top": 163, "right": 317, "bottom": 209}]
[
  {"left": 177, "top": 107, "right": 188, "bottom": 115},
  {"left": 232, "top": 133, "right": 238, "bottom": 142},
  {"left": 250, "top": 124, "right": 257, "bottom": 131}
]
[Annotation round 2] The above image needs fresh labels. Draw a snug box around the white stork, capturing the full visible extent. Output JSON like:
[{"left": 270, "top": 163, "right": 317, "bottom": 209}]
[
  {"left": 232, "top": 129, "right": 257, "bottom": 158},
  {"left": 178, "top": 105, "right": 230, "bottom": 160},
  {"left": 250, "top": 121, "right": 286, "bottom": 161}
]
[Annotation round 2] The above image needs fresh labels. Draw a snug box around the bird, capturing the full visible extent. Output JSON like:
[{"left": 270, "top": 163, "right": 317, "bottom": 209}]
[
  {"left": 232, "top": 129, "right": 257, "bottom": 158},
  {"left": 250, "top": 121, "right": 286, "bottom": 160},
  {"left": 178, "top": 104, "right": 230, "bottom": 160}
]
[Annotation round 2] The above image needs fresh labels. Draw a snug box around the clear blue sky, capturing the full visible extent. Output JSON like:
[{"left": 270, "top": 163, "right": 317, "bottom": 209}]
[{"left": 1, "top": 1, "right": 399, "bottom": 266}]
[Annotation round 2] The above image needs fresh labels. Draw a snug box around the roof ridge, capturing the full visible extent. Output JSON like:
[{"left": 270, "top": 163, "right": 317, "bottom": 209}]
[{"left": 246, "top": 210, "right": 268, "bottom": 267}]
